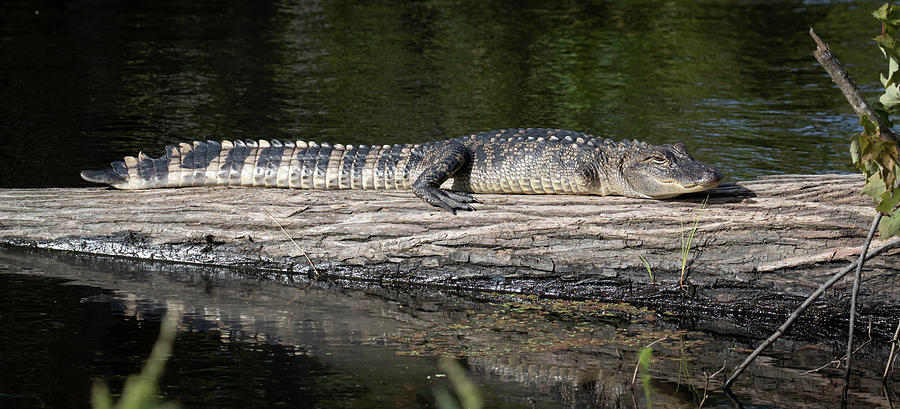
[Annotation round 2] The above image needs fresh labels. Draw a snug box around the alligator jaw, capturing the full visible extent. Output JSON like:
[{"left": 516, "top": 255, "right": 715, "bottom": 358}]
[{"left": 646, "top": 174, "right": 723, "bottom": 199}]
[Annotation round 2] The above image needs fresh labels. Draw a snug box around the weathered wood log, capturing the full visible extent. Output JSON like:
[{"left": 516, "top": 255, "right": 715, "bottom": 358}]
[{"left": 1, "top": 174, "right": 898, "bottom": 323}]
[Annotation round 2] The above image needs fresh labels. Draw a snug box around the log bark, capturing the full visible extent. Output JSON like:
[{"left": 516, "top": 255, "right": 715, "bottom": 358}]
[{"left": 1, "top": 174, "right": 898, "bottom": 323}]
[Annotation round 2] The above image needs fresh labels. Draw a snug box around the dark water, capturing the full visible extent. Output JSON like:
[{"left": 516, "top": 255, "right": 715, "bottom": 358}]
[
  {"left": 2, "top": 246, "right": 897, "bottom": 409},
  {"left": 0, "top": 249, "right": 553, "bottom": 409},
  {"left": 2, "top": 0, "right": 899, "bottom": 408},
  {"left": 0, "top": 0, "right": 892, "bottom": 188},
  {"left": 3, "top": 246, "right": 896, "bottom": 409}
]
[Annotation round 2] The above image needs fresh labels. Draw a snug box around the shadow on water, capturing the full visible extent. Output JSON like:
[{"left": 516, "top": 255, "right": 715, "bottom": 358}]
[{"left": 1, "top": 246, "right": 897, "bottom": 408}]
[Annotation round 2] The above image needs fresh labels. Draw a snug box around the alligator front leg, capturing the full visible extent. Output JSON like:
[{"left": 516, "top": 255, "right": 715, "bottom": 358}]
[{"left": 412, "top": 141, "right": 479, "bottom": 214}]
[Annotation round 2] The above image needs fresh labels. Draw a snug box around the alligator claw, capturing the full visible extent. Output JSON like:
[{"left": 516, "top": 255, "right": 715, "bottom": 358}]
[
  {"left": 444, "top": 190, "right": 480, "bottom": 204},
  {"left": 433, "top": 189, "right": 477, "bottom": 214},
  {"left": 413, "top": 186, "right": 477, "bottom": 214}
]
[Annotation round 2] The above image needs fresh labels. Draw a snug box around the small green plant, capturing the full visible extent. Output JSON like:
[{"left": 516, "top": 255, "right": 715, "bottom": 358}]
[
  {"left": 92, "top": 311, "right": 181, "bottom": 409},
  {"left": 679, "top": 197, "right": 708, "bottom": 289},
  {"left": 630, "top": 336, "right": 665, "bottom": 408},
  {"left": 674, "top": 355, "right": 700, "bottom": 403},
  {"left": 638, "top": 254, "right": 654, "bottom": 284},
  {"left": 435, "top": 357, "right": 483, "bottom": 409},
  {"left": 637, "top": 347, "right": 654, "bottom": 408}
]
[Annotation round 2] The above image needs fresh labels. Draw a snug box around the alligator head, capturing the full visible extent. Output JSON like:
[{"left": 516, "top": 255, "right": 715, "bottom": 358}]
[{"left": 611, "top": 142, "right": 722, "bottom": 199}]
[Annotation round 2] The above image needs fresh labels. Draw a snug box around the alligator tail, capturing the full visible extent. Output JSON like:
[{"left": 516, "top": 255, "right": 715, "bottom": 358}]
[{"left": 81, "top": 140, "right": 422, "bottom": 190}]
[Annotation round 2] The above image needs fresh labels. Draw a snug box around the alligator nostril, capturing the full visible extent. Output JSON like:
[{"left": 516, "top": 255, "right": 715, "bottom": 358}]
[{"left": 697, "top": 169, "right": 722, "bottom": 186}]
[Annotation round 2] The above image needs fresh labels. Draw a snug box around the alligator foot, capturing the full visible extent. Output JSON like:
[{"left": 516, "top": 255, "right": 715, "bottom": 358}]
[
  {"left": 411, "top": 140, "right": 478, "bottom": 214},
  {"left": 413, "top": 186, "right": 478, "bottom": 214}
]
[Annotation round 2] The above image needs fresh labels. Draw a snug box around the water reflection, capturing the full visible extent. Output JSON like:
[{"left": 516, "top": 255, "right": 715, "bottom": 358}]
[
  {"left": 0, "top": 0, "right": 890, "bottom": 187},
  {"left": 0, "top": 249, "right": 552, "bottom": 409},
  {"left": 1, "top": 246, "right": 896, "bottom": 408}
]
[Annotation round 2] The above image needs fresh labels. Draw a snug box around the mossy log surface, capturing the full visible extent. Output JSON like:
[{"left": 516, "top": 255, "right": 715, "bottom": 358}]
[{"left": 1, "top": 173, "right": 898, "bottom": 316}]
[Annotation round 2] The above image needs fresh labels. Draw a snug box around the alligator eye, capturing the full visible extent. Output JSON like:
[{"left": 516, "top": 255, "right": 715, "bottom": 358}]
[{"left": 647, "top": 155, "right": 668, "bottom": 165}]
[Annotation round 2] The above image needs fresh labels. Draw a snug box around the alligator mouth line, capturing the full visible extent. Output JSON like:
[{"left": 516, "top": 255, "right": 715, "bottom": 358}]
[
  {"left": 683, "top": 182, "right": 720, "bottom": 189},
  {"left": 660, "top": 175, "right": 722, "bottom": 188},
  {"left": 657, "top": 180, "right": 692, "bottom": 190},
  {"left": 655, "top": 179, "right": 721, "bottom": 193}
]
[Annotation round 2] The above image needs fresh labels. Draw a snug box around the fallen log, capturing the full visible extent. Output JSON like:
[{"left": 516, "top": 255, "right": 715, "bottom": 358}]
[{"left": 1, "top": 173, "right": 898, "bottom": 324}]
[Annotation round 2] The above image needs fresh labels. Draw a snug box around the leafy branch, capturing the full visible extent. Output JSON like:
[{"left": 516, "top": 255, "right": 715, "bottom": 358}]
[
  {"left": 726, "top": 6, "right": 900, "bottom": 395},
  {"left": 849, "top": 4, "right": 900, "bottom": 237}
]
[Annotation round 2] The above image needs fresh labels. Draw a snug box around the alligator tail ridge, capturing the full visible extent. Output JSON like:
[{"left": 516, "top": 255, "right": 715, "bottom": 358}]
[{"left": 80, "top": 139, "right": 421, "bottom": 191}]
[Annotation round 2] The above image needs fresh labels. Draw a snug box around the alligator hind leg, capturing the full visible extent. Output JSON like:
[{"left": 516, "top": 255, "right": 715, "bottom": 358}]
[{"left": 412, "top": 141, "right": 478, "bottom": 214}]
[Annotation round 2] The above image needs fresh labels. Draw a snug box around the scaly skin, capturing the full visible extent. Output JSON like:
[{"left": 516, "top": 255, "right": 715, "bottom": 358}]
[{"left": 81, "top": 128, "right": 723, "bottom": 213}]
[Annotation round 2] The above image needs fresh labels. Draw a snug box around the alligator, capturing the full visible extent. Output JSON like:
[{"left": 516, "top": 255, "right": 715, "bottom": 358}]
[{"left": 81, "top": 128, "right": 723, "bottom": 213}]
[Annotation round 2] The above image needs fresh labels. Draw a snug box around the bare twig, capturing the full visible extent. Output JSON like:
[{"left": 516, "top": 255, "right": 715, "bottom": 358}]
[
  {"left": 804, "top": 359, "right": 842, "bottom": 374},
  {"left": 803, "top": 323, "right": 873, "bottom": 375},
  {"left": 885, "top": 319, "right": 900, "bottom": 383},
  {"left": 630, "top": 335, "right": 668, "bottom": 388},
  {"left": 699, "top": 361, "right": 727, "bottom": 409},
  {"left": 842, "top": 213, "right": 882, "bottom": 405},
  {"left": 265, "top": 210, "right": 320, "bottom": 282},
  {"left": 884, "top": 383, "right": 896, "bottom": 408},
  {"left": 810, "top": 28, "right": 899, "bottom": 143},
  {"left": 724, "top": 235, "right": 900, "bottom": 389}
]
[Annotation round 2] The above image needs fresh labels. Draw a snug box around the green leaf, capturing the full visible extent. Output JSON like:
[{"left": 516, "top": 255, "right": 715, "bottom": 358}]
[
  {"left": 874, "top": 3, "right": 889, "bottom": 20},
  {"left": 878, "top": 207, "right": 900, "bottom": 238},
  {"left": 876, "top": 35, "right": 900, "bottom": 65},
  {"left": 858, "top": 132, "right": 873, "bottom": 163},
  {"left": 865, "top": 159, "right": 882, "bottom": 176},
  {"left": 872, "top": 141, "right": 898, "bottom": 189},
  {"left": 880, "top": 46, "right": 900, "bottom": 88},
  {"left": 888, "top": 60, "right": 900, "bottom": 87},
  {"left": 880, "top": 85, "right": 900, "bottom": 111},
  {"left": 874, "top": 3, "right": 892, "bottom": 22},
  {"left": 874, "top": 4, "right": 900, "bottom": 27},
  {"left": 862, "top": 176, "right": 887, "bottom": 199},
  {"left": 876, "top": 107, "right": 895, "bottom": 128},
  {"left": 876, "top": 190, "right": 900, "bottom": 213},
  {"left": 860, "top": 115, "right": 878, "bottom": 137},
  {"left": 851, "top": 136, "right": 861, "bottom": 165}
]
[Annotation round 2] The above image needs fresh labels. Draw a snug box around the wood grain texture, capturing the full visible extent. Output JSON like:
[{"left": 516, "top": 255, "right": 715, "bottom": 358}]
[{"left": 1, "top": 174, "right": 898, "bottom": 316}]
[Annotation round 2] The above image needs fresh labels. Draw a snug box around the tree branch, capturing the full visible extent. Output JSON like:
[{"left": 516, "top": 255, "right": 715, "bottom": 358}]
[
  {"left": 842, "top": 213, "right": 883, "bottom": 406},
  {"left": 885, "top": 318, "right": 900, "bottom": 383},
  {"left": 724, "top": 234, "right": 900, "bottom": 389},
  {"left": 810, "top": 28, "right": 899, "bottom": 143}
]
